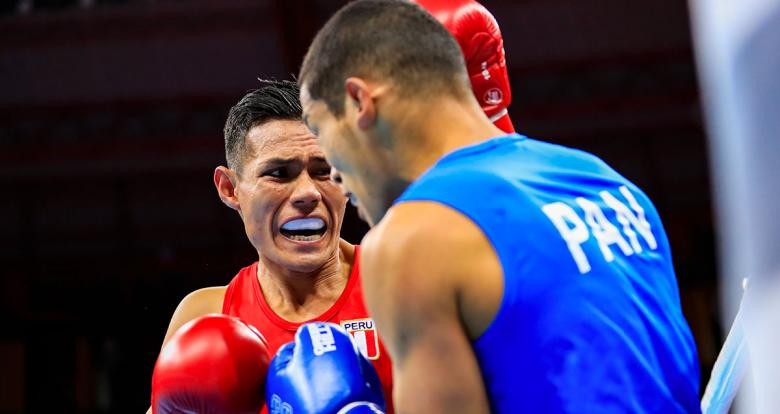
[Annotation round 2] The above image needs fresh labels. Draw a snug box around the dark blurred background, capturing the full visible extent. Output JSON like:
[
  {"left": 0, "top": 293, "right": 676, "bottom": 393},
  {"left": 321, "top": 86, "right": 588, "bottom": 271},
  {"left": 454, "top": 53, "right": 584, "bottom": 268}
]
[{"left": 0, "top": 0, "right": 720, "bottom": 413}]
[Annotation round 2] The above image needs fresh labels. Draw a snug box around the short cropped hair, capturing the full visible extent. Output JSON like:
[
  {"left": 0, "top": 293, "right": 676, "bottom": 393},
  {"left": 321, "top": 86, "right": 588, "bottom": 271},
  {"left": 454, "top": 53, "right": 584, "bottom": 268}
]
[
  {"left": 223, "top": 79, "right": 302, "bottom": 174},
  {"left": 299, "top": 0, "right": 470, "bottom": 116}
]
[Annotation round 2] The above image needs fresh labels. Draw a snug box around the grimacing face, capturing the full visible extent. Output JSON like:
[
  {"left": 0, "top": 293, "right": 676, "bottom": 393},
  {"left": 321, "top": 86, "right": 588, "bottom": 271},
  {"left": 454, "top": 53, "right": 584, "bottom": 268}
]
[
  {"left": 300, "top": 87, "right": 386, "bottom": 227},
  {"left": 234, "top": 119, "right": 347, "bottom": 272}
]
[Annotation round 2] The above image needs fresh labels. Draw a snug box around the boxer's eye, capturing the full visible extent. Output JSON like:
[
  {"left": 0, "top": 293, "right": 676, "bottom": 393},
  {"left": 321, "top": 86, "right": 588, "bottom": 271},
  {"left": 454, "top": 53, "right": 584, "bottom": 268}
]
[
  {"left": 313, "top": 166, "right": 331, "bottom": 178},
  {"left": 262, "top": 167, "right": 288, "bottom": 179}
]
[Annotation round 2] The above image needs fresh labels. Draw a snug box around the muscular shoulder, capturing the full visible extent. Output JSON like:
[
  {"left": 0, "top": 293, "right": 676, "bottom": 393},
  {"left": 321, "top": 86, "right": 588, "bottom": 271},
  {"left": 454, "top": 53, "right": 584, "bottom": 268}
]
[
  {"left": 161, "top": 286, "right": 227, "bottom": 347},
  {"left": 178, "top": 286, "right": 226, "bottom": 316},
  {"left": 362, "top": 203, "right": 436, "bottom": 290},
  {"left": 361, "top": 201, "right": 502, "bottom": 340},
  {"left": 363, "top": 201, "right": 496, "bottom": 276}
]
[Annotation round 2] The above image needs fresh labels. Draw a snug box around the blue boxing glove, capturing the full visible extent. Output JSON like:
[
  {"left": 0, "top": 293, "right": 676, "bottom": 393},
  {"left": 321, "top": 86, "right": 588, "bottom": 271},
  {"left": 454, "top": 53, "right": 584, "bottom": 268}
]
[{"left": 266, "top": 322, "right": 386, "bottom": 414}]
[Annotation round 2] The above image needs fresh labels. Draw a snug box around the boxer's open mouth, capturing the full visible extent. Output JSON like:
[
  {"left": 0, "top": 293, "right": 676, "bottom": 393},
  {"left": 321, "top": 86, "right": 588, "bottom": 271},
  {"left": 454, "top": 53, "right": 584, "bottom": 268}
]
[{"left": 280, "top": 217, "right": 327, "bottom": 242}]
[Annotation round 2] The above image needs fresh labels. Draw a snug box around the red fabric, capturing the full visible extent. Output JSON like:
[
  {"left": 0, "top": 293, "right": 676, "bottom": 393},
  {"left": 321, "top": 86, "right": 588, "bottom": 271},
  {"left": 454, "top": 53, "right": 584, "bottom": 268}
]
[
  {"left": 493, "top": 112, "right": 515, "bottom": 133},
  {"left": 223, "top": 247, "right": 394, "bottom": 413}
]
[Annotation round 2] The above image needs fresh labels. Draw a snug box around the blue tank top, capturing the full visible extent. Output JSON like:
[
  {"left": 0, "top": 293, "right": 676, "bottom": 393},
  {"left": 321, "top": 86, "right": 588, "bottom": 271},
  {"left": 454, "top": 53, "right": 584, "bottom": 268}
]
[{"left": 395, "top": 134, "right": 700, "bottom": 413}]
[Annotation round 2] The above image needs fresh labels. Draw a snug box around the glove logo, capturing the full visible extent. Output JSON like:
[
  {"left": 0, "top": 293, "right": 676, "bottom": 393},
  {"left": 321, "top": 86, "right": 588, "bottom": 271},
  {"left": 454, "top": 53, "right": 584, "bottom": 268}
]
[
  {"left": 270, "top": 394, "right": 293, "bottom": 414},
  {"left": 341, "top": 318, "right": 380, "bottom": 360},
  {"left": 484, "top": 88, "right": 504, "bottom": 106},
  {"left": 481, "top": 61, "right": 492, "bottom": 80},
  {"left": 307, "top": 323, "right": 337, "bottom": 356}
]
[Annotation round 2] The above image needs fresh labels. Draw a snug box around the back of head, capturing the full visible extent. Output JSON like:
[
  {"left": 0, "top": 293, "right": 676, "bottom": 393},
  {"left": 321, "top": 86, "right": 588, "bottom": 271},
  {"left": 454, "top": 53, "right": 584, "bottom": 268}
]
[{"left": 299, "top": 0, "right": 472, "bottom": 116}]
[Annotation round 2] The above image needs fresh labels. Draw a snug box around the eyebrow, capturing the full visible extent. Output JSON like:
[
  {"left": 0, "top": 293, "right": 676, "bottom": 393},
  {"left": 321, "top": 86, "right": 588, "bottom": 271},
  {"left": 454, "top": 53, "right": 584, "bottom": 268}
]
[
  {"left": 261, "top": 157, "right": 296, "bottom": 165},
  {"left": 261, "top": 156, "right": 328, "bottom": 165}
]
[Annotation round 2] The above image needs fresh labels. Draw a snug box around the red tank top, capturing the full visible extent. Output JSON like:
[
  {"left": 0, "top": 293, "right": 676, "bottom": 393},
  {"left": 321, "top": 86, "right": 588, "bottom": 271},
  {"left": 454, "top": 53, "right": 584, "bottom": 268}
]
[{"left": 222, "top": 247, "right": 394, "bottom": 413}]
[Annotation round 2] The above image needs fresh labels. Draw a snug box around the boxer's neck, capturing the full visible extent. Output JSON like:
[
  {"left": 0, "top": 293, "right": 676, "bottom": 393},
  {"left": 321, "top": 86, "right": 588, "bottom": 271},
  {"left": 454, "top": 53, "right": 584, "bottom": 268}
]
[
  {"left": 357, "top": 93, "right": 506, "bottom": 225},
  {"left": 390, "top": 95, "right": 505, "bottom": 184},
  {"left": 257, "top": 240, "right": 354, "bottom": 322}
]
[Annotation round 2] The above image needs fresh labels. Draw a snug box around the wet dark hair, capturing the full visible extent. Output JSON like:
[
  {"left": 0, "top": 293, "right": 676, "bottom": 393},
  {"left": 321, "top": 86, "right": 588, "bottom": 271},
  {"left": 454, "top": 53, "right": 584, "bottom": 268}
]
[{"left": 223, "top": 79, "right": 302, "bottom": 173}]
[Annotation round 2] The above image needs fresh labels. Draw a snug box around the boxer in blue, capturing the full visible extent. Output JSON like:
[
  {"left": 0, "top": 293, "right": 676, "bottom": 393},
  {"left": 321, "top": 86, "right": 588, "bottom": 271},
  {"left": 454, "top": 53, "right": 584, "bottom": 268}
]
[{"left": 266, "top": 0, "right": 701, "bottom": 412}]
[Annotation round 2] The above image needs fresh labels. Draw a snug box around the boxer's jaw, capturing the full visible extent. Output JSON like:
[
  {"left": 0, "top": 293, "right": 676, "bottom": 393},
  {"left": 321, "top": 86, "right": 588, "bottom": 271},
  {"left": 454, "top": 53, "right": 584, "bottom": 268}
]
[
  {"left": 235, "top": 120, "right": 347, "bottom": 274},
  {"left": 301, "top": 86, "right": 394, "bottom": 227}
]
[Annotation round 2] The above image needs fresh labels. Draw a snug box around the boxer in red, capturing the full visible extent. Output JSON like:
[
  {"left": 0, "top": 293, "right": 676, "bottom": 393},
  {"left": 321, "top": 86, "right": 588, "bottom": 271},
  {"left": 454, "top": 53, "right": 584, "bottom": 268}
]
[{"left": 147, "top": 80, "right": 393, "bottom": 414}]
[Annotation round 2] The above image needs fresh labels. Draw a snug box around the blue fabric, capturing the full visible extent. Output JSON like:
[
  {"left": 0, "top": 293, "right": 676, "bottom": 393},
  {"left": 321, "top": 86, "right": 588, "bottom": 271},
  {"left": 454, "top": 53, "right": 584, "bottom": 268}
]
[{"left": 396, "top": 134, "right": 700, "bottom": 413}]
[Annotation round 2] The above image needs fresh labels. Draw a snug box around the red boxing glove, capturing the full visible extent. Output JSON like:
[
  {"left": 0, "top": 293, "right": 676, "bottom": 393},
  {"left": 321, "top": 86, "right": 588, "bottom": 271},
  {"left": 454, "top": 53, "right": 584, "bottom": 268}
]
[
  {"left": 415, "top": 0, "right": 515, "bottom": 133},
  {"left": 152, "top": 314, "right": 271, "bottom": 414}
]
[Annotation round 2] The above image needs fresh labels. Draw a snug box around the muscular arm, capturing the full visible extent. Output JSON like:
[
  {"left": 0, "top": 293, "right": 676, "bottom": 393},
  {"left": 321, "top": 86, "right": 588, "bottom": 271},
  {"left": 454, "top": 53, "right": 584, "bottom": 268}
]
[
  {"left": 145, "top": 286, "right": 226, "bottom": 414},
  {"left": 159, "top": 286, "right": 227, "bottom": 348},
  {"left": 361, "top": 202, "right": 503, "bottom": 413}
]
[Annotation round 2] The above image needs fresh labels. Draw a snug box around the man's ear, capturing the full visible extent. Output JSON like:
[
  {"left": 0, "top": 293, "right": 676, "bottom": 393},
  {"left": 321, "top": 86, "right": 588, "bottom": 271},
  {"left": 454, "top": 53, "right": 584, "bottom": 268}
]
[
  {"left": 214, "top": 166, "right": 241, "bottom": 211},
  {"left": 345, "top": 77, "right": 377, "bottom": 131}
]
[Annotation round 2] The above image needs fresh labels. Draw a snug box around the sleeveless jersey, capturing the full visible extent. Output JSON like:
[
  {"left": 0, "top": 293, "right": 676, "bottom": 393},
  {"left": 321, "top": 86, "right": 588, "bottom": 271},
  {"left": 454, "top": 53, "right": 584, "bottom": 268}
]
[
  {"left": 395, "top": 134, "right": 700, "bottom": 413},
  {"left": 222, "top": 247, "right": 394, "bottom": 413}
]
